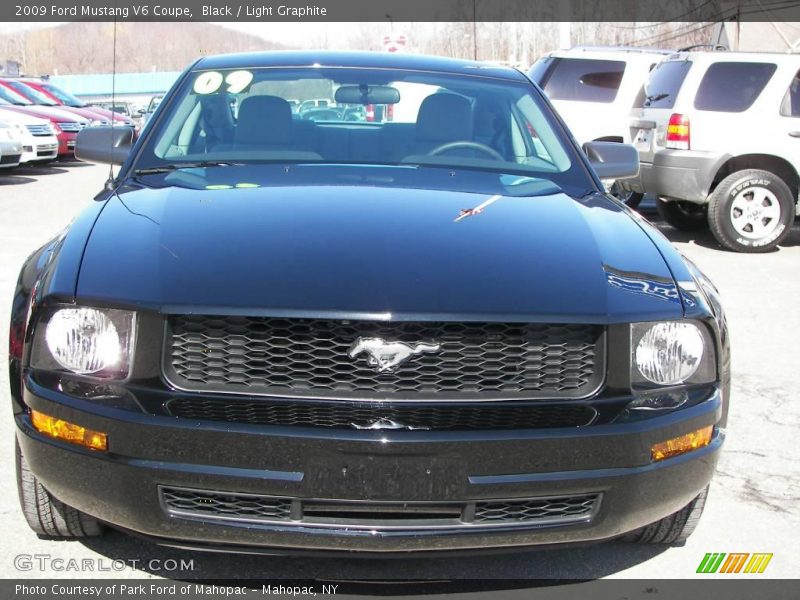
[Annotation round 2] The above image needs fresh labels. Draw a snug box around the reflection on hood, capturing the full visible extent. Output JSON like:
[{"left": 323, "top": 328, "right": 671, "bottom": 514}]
[{"left": 604, "top": 266, "right": 695, "bottom": 308}]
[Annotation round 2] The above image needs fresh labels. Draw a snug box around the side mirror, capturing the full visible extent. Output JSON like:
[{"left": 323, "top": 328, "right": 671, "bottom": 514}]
[
  {"left": 75, "top": 126, "right": 133, "bottom": 165},
  {"left": 136, "top": 108, "right": 146, "bottom": 116},
  {"left": 583, "top": 141, "right": 639, "bottom": 180}
]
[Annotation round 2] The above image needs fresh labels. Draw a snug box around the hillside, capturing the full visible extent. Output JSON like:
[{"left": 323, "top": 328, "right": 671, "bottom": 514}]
[{"left": 0, "top": 22, "right": 293, "bottom": 76}]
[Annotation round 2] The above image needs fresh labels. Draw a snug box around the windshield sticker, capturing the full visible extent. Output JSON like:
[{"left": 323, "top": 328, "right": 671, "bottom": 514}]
[{"left": 193, "top": 70, "right": 254, "bottom": 95}]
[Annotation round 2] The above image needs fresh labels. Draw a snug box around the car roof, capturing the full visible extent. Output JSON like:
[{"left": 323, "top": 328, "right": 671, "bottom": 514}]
[
  {"left": 662, "top": 50, "right": 800, "bottom": 64},
  {"left": 194, "top": 50, "right": 529, "bottom": 82},
  {"left": 544, "top": 46, "right": 673, "bottom": 60}
]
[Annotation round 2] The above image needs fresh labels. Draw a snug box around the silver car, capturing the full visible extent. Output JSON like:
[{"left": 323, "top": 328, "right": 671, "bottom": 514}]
[{"left": 0, "top": 119, "right": 24, "bottom": 169}]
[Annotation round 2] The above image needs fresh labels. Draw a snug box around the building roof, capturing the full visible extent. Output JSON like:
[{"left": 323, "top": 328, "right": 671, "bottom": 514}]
[{"left": 47, "top": 71, "right": 181, "bottom": 97}]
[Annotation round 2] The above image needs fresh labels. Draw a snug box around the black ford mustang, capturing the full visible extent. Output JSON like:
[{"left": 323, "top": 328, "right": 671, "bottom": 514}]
[{"left": 9, "top": 51, "right": 730, "bottom": 554}]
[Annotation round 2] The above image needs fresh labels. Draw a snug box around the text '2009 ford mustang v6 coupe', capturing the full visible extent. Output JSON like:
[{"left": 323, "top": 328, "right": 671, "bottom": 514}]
[{"left": 9, "top": 51, "right": 729, "bottom": 554}]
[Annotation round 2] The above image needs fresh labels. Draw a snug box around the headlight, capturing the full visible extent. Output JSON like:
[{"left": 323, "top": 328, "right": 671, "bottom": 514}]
[
  {"left": 632, "top": 321, "right": 716, "bottom": 386},
  {"left": 30, "top": 307, "right": 136, "bottom": 379}
]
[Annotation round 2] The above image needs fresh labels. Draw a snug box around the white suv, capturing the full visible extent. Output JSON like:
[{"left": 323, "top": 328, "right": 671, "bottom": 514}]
[
  {"left": 618, "top": 50, "right": 800, "bottom": 252},
  {"left": 529, "top": 46, "right": 671, "bottom": 206}
]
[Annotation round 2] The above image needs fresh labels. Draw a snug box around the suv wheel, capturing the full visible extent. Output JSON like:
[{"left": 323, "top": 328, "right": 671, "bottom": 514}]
[
  {"left": 708, "top": 169, "right": 795, "bottom": 253},
  {"left": 656, "top": 199, "right": 708, "bottom": 231},
  {"left": 622, "top": 485, "right": 709, "bottom": 545},
  {"left": 16, "top": 440, "right": 104, "bottom": 538}
]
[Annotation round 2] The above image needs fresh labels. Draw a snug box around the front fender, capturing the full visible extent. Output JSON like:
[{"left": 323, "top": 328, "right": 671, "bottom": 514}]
[{"left": 8, "top": 196, "right": 110, "bottom": 413}]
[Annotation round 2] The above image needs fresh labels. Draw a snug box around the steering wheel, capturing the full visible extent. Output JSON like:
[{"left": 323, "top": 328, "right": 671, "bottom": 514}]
[{"left": 428, "top": 141, "right": 504, "bottom": 161}]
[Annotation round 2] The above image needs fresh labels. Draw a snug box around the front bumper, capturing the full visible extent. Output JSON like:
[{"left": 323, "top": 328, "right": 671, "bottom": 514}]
[
  {"left": 619, "top": 150, "right": 729, "bottom": 204},
  {"left": 16, "top": 378, "right": 724, "bottom": 554},
  {"left": 56, "top": 131, "right": 77, "bottom": 155},
  {"left": 0, "top": 139, "right": 22, "bottom": 168},
  {"left": 21, "top": 138, "right": 59, "bottom": 163}
]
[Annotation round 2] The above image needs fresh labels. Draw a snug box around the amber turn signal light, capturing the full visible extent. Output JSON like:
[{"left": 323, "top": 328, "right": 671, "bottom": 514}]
[
  {"left": 30, "top": 410, "right": 108, "bottom": 451},
  {"left": 651, "top": 426, "right": 713, "bottom": 462}
]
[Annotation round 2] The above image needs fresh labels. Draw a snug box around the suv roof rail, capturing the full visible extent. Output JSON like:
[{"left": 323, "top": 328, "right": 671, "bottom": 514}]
[
  {"left": 565, "top": 45, "right": 673, "bottom": 55},
  {"left": 678, "top": 44, "right": 728, "bottom": 52}
]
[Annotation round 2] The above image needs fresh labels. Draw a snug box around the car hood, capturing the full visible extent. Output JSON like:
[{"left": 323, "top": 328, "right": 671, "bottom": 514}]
[
  {"left": 2, "top": 105, "right": 81, "bottom": 122},
  {"left": 0, "top": 107, "right": 49, "bottom": 126},
  {"left": 86, "top": 105, "right": 130, "bottom": 122},
  {"left": 77, "top": 183, "right": 685, "bottom": 322}
]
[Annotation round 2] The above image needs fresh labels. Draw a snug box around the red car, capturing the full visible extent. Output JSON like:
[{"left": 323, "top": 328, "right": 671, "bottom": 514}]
[
  {"left": 0, "top": 79, "right": 110, "bottom": 126},
  {"left": 0, "top": 85, "right": 86, "bottom": 156},
  {"left": 16, "top": 78, "right": 134, "bottom": 127}
]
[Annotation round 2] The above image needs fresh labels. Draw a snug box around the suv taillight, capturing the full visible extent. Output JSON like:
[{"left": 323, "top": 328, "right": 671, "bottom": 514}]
[{"left": 666, "top": 114, "right": 690, "bottom": 150}]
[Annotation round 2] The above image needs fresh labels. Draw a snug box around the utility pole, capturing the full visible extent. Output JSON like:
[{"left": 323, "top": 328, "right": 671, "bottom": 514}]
[
  {"left": 472, "top": 0, "right": 478, "bottom": 60},
  {"left": 558, "top": 0, "right": 572, "bottom": 49}
]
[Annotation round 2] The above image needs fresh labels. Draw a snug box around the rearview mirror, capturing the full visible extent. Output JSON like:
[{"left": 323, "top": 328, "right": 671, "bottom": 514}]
[
  {"left": 334, "top": 85, "right": 400, "bottom": 105},
  {"left": 75, "top": 126, "right": 134, "bottom": 165},
  {"left": 583, "top": 141, "right": 639, "bottom": 180}
]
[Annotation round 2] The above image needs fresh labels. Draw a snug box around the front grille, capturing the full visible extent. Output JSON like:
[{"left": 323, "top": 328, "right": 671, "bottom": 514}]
[
  {"left": 36, "top": 144, "right": 58, "bottom": 156},
  {"left": 160, "top": 487, "right": 292, "bottom": 521},
  {"left": 160, "top": 486, "right": 601, "bottom": 529},
  {"left": 26, "top": 124, "right": 53, "bottom": 136},
  {"left": 58, "top": 121, "right": 84, "bottom": 133},
  {"left": 474, "top": 495, "right": 600, "bottom": 523},
  {"left": 0, "top": 154, "right": 19, "bottom": 165},
  {"left": 165, "top": 316, "right": 604, "bottom": 400},
  {"left": 165, "top": 398, "right": 596, "bottom": 430}
]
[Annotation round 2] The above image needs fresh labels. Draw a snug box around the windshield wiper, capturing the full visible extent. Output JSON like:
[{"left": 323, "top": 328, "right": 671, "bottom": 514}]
[
  {"left": 644, "top": 93, "right": 669, "bottom": 104},
  {"left": 133, "top": 161, "right": 242, "bottom": 175}
]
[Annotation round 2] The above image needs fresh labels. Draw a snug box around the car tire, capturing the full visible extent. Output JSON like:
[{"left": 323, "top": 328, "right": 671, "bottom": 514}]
[
  {"left": 16, "top": 439, "right": 104, "bottom": 538},
  {"left": 609, "top": 182, "right": 644, "bottom": 208},
  {"left": 655, "top": 198, "right": 708, "bottom": 231},
  {"left": 622, "top": 485, "right": 709, "bottom": 545},
  {"left": 707, "top": 169, "right": 795, "bottom": 253}
]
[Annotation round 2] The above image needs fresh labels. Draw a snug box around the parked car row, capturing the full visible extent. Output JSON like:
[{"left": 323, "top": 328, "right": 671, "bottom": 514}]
[
  {"left": 530, "top": 46, "right": 800, "bottom": 252},
  {"left": 0, "top": 77, "right": 135, "bottom": 170}
]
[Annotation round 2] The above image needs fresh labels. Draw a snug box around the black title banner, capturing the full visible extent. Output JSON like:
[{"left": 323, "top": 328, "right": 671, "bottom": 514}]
[{"left": 6, "top": 0, "right": 800, "bottom": 22}]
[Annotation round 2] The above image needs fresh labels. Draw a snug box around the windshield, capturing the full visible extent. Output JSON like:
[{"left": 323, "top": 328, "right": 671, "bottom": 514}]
[
  {"left": 39, "top": 82, "right": 85, "bottom": 107},
  {"left": 0, "top": 84, "right": 32, "bottom": 105},
  {"left": 135, "top": 66, "right": 592, "bottom": 194},
  {"left": 147, "top": 95, "right": 163, "bottom": 112},
  {"left": 4, "top": 80, "right": 57, "bottom": 105}
]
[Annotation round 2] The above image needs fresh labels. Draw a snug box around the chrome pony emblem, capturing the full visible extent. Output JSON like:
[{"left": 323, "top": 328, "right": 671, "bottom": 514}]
[{"left": 347, "top": 337, "right": 441, "bottom": 372}]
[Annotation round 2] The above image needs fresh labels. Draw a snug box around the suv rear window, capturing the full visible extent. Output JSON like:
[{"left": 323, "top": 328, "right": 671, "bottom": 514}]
[
  {"left": 641, "top": 60, "right": 692, "bottom": 109},
  {"left": 694, "top": 62, "right": 777, "bottom": 112},
  {"left": 540, "top": 58, "right": 626, "bottom": 103},
  {"left": 780, "top": 69, "right": 800, "bottom": 117},
  {"left": 528, "top": 57, "right": 554, "bottom": 86}
]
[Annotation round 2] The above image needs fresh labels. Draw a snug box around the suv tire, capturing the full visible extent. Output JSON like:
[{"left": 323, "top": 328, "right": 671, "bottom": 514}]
[
  {"left": 708, "top": 169, "right": 795, "bottom": 253},
  {"left": 622, "top": 485, "right": 709, "bottom": 545},
  {"left": 609, "top": 182, "right": 644, "bottom": 209},
  {"left": 656, "top": 199, "right": 708, "bottom": 231},
  {"left": 16, "top": 439, "right": 104, "bottom": 538}
]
